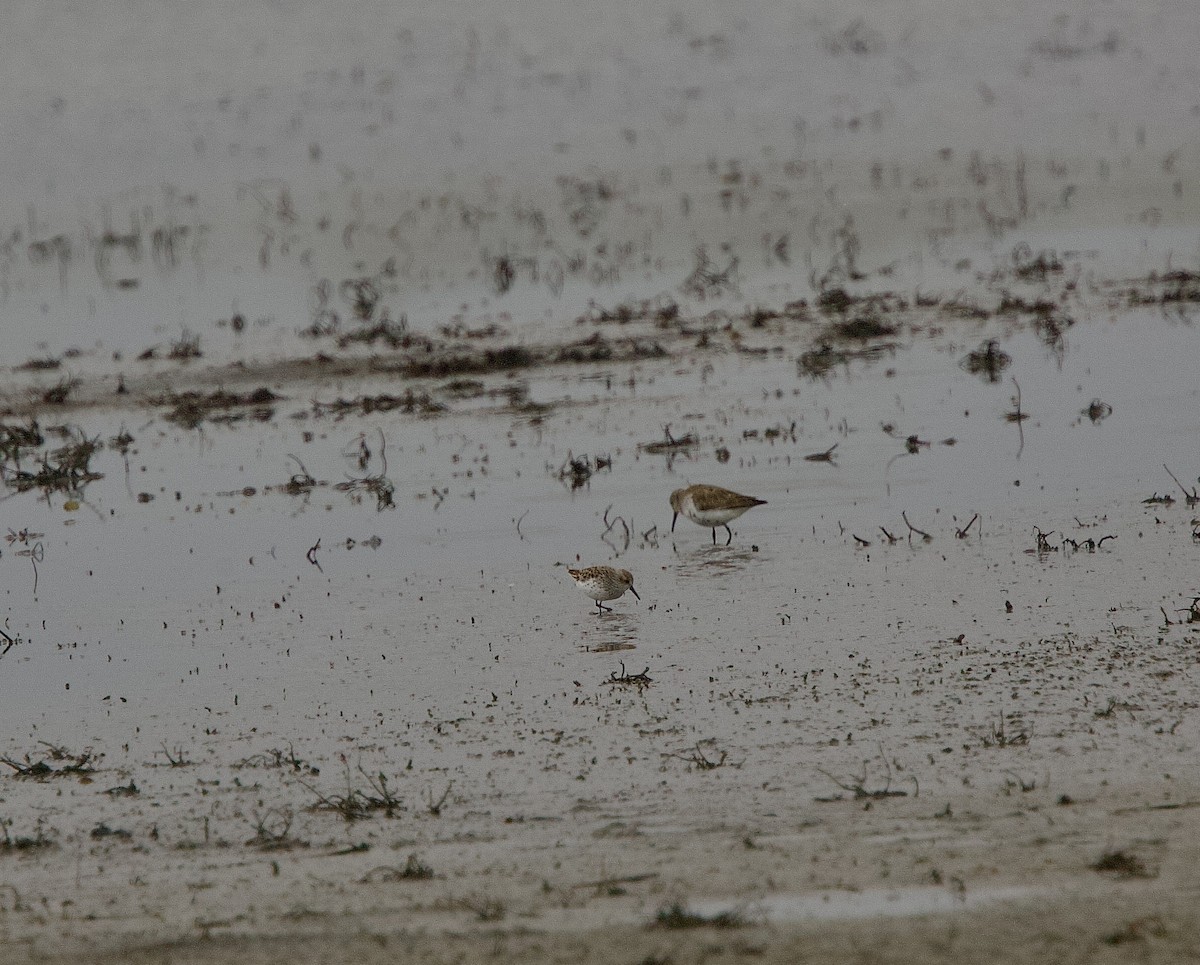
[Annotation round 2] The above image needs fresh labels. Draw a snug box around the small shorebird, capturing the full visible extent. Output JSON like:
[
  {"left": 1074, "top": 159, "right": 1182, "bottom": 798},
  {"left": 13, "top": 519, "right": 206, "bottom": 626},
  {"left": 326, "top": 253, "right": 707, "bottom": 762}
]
[
  {"left": 566, "top": 565, "right": 640, "bottom": 613},
  {"left": 670, "top": 484, "right": 767, "bottom": 544}
]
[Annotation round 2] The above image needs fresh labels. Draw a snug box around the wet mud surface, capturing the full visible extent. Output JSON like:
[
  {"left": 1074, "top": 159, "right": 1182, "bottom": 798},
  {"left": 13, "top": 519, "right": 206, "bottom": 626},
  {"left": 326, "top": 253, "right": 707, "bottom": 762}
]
[{"left": 4, "top": 3, "right": 1200, "bottom": 963}]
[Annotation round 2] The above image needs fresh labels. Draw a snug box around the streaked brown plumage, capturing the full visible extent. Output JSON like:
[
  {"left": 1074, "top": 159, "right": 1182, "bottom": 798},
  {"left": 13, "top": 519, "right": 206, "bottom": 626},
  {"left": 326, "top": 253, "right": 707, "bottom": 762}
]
[{"left": 566, "top": 565, "right": 640, "bottom": 612}]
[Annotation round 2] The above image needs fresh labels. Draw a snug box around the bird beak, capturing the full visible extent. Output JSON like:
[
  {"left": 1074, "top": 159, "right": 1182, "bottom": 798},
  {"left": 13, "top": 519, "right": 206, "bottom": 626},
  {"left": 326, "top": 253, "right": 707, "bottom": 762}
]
[
  {"left": 630, "top": 586, "right": 641, "bottom": 601},
  {"left": 671, "top": 511, "right": 678, "bottom": 532}
]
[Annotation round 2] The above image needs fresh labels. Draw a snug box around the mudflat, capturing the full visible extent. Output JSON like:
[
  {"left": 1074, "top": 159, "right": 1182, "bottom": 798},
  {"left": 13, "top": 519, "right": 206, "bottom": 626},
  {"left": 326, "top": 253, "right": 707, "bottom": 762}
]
[{"left": 3, "top": 2, "right": 1200, "bottom": 963}]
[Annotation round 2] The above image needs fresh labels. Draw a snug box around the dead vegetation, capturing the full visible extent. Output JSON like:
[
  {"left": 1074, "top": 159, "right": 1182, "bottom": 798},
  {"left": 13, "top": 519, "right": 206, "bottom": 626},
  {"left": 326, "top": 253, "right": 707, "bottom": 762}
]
[
  {"left": 0, "top": 818, "right": 55, "bottom": 854},
  {"left": 1117, "top": 268, "right": 1200, "bottom": 310},
  {"left": 16, "top": 357, "right": 62, "bottom": 372},
  {"left": 232, "top": 745, "right": 317, "bottom": 774},
  {"left": 973, "top": 713, "right": 1030, "bottom": 748},
  {"left": 0, "top": 426, "right": 103, "bottom": 499},
  {"left": 1091, "top": 850, "right": 1155, "bottom": 880},
  {"left": 1, "top": 742, "right": 98, "bottom": 778},
  {"left": 154, "top": 387, "right": 280, "bottom": 429},
  {"left": 605, "top": 663, "right": 653, "bottom": 690},
  {"left": 159, "top": 743, "right": 193, "bottom": 767},
  {"left": 0, "top": 421, "right": 44, "bottom": 462},
  {"left": 816, "top": 752, "right": 914, "bottom": 802},
  {"left": 652, "top": 901, "right": 746, "bottom": 930},
  {"left": 1103, "top": 916, "right": 1168, "bottom": 946},
  {"left": 556, "top": 452, "right": 611, "bottom": 491},
  {"left": 300, "top": 764, "right": 404, "bottom": 821},
  {"left": 167, "top": 329, "right": 202, "bottom": 360},
  {"left": 455, "top": 894, "right": 506, "bottom": 922},
  {"left": 961, "top": 339, "right": 1011, "bottom": 382},
  {"left": 638, "top": 425, "right": 698, "bottom": 455},
  {"left": 246, "top": 808, "right": 306, "bottom": 851},
  {"left": 667, "top": 741, "right": 732, "bottom": 771},
  {"left": 577, "top": 295, "right": 681, "bottom": 328},
  {"left": 311, "top": 389, "right": 445, "bottom": 418},
  {"left": 360, "top": 854, "right": 435, "bottom": 883},
  {"left": 680, "top": 246, "right": 739, "bottom": 299}
]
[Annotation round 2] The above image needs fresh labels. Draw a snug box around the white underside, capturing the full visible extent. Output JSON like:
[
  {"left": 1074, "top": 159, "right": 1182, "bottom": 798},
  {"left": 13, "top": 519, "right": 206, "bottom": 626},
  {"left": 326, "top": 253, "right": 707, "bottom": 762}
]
[
  {"left": 574, "top": 578, "right": 627, "bottom": 601},
  {"left": 680, "top": 499, "right": 750, "bottom": 528}
]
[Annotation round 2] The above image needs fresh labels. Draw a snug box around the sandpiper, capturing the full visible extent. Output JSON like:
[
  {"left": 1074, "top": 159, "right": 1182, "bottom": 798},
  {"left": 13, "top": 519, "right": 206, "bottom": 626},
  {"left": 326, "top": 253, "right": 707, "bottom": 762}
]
[
  {"left": 566, "top": 565, "right": 640, "bottom": 612},
  {"left": 670, "top": 484, "right": 767, "bottom": 544}
]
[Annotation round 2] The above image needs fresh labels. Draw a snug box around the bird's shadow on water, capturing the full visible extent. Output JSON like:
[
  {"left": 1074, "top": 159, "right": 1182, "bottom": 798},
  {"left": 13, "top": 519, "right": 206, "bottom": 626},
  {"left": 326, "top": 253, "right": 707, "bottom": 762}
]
[
  {"left": 577, "top": 611, "right": 639, "bottom": 653},
  {"left": 670, "top": 541, "right": 758, "bottom": 576}
]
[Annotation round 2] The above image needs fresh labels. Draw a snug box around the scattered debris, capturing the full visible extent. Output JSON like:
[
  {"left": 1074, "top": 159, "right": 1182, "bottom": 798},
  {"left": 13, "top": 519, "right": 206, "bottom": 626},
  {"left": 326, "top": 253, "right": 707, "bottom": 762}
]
[
  {"left": 639, "top": 425, "right": 698, "bottom": 454},
  {"left": 652, "top": 902, "right": 746, "bottom": 930},
  {"left": 1091, "top": 850, "right": 1155, "bottom": 880},
  {"left": 301, "top": 764, "right": 404, "bottom": 821},
  {"left": 1, "top": 742, "right": 97, "bottom": 779},
  {"left": 961, "top": 339, "right": 1011, "bottom": 382},
  {"left": 605, "top": 663, "right": 652, "bottom": 690},
  {"left": 360, "top": 854, "right": 435, "bottom": 883},
  {"left": 804, "top": 443, "right": 838, "bottom": 463}
]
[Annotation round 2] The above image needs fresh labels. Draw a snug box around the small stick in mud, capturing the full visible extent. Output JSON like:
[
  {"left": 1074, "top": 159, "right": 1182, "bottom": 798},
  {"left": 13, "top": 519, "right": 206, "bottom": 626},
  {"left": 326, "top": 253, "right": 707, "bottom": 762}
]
[
  {"left": 360, "top": 855, "right": 435, "bottom": 883},
  {"left": 606, "top": 662, "right": 652, "bottom": 689},
  {"left": 804, "top": 443, "right": 839, "bottom": 463},
  {"left": 456, "top": 894, "right": 506, "bottom": 922},
  {"left": 853, "top": 534, "right": 870, "bottom": 547},
  {"left": 955, "top": 514, "right": 979, "bottom": 539},
  {"left": 306, "top": 539, "right": 322, "bottom": 572},
  {"left": 514, "top": 509, "right": 529, "bottom": 541},
  {"left": 815, "top": 752, "right": 914, "bottom": 801},
  {"left": 573, "top": 871, "right": 658, "bottom": 893},
  {"left": 879, "top": 526, "right": 899, "bottom": 544},
  {"left": 977, "top": 712, "right": 1030, "bottom": 747},
  {"left": 601, "top": 505, "right": 631, "bottom": 553},
  {"left": 0, "top": 626, "right": 20, "bottom": 660},
  {"left": 1032, "top": 527, "right": 1057, "bottom": 554},
  {"left": 668, "top": 741, "right": 730, "bottom": 770},
  {"left": 300, "top": 763, "right": 403, "bottom": 820},
  {"left": 1162, "top": 464, "right": 1199, "bottom": 506},
  {"left": 160, "top": 743, "right": 192, "bottom": 767},
  {"left": 284, "top": 454, "right": 318, "bottom": 496},
  {"left": 424, "top": 782, "right": 453, "bottom": 816},
  {"left": 639, "top": 424, "right": 698, "bottom": 454},
  {"left": 902, "top": 511, "right": 932, "bottom": 542}
]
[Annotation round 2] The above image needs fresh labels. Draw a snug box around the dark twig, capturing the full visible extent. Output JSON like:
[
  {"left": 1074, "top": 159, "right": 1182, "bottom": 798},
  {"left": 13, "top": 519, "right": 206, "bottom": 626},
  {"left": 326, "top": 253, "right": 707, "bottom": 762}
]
[
  {"left": 815, "top": 753, "right": 913, "bottom": 801},
  {"left": 668, "top": 741, "right": 730, "bottom": 770},
  {"left": 902, "top": 511, "right": 932, "bottom": 542},
  {"left": 1163, "top": 464, "right": 1200, "bottom": 506},
  {"left": 804, "top": 443, "right": 839, "bottom": 463},
  {"left": 606, "top": 662, "right": 652, "bottom": 689},
  {"left": 601, "top": 505, "right": 631, "bottom": 554}
]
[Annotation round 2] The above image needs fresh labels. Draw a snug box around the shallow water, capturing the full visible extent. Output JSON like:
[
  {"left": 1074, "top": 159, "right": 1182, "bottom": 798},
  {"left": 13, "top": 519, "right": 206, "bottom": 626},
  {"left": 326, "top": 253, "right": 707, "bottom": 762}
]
[{"left": 3, "top": 4, "right": 1200, "bottom": 961}]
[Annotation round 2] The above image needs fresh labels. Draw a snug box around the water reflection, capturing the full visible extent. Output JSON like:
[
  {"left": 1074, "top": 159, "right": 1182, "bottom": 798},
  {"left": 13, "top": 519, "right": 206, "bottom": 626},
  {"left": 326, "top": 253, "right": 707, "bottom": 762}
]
[
  {"left": 671, "top": 542, "right": 758, "bottom": 577},
  {"left": 577, "top": 610, "right": 639, "bottom": 653}
]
